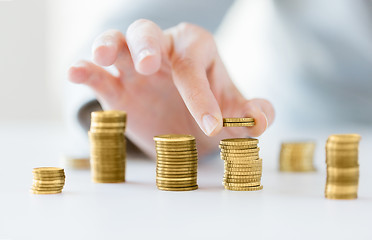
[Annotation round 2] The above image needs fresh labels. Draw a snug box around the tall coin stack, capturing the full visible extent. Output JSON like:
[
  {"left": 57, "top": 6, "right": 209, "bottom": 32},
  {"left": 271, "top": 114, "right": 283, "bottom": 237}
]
[
  {"left": 89, "top": 110, "right": 127, "bottom": 183},
  {"left": 31, "top": 167, "right": 65, "bottom": 194},
  {"left": 220, "top": 138, "right": 263, "bottom": 191},
  {"left": 325, "top": 134, "right": 361, "bottom": 199},
  {"left": 279, "top": 142, "right": 316, "bottom": 172},
  {"left": 154, "top": 134, "right": 198, "bottom": 191}
]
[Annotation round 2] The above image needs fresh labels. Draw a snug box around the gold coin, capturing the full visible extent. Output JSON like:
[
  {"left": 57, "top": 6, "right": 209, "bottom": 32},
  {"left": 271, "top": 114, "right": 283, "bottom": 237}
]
[
  {"left": 221, "top": 156, "right": 259, "bottom": 161},
  {"left": 156, "top": 174, "right": 194, "bottom": 178},
  {"left": 153, "top": 134, "right": 195, "bottom": 142},
  {"left": 223, "top": 117, "right": 255, "bottom": 123},
  {"left": 224, "top": 159, "right": 262, "bottom": 164},
  {"left": 219, "top": 145, "right": 258, "bottom": 150},
  {"left": 156, "top": 157, "right": 198, "bottom": 162},
  {"left": 156, "top": 170, "right": 197, "bottom": 175},
  {"left": 223, "top": 122, "right": 255, "bottom": 127},
  {"left": 33, "top": 167, "right": 64, "bottom": 173},
  {"left": 224, "top": 162, "right": 262, "bottom": 168},
  {"left": 156, "top": 149, "right": 197, "bottom": 154},
  {"left": 223, "top": 177, "right": 261, "bottom": 183},
  {"left": 157, "top": 165, "right": 197, "bottom": 170},
  {"left": 224, "top": 170, "right": 262, "bottom": 176},
  {"left": 221, "top": 153, "right": 259, "bottom": 158},
  {"left": 33, "top": 179, "right": 65, "bottom": 184},
  {"left": 223, "top": 182, "right": 261, "bottom": 187},
  {"left": 221, "top": 148, "right": 260, "bottom": 154},
  {"left": 30, "top": 190, "right": 62, "bottom": 194},
  {"left": 157, "top": 183, "right": 197, "bottom": 188},
  {"left": 220, "top": 138, "right": 258, "bottom": 146},
  {"left": 156, "top": 167, "right": 197, "bottom": 172},
  {"left": 327, "top": 134, "right": 361, "bottom": 143},
  {"left": 325, "top": 193, "right": 357, "bottom": 200},
  {"left": 224, "top": 185, "right": 263, "bottom": 191},
  {"left": 156, "top": 177, "right": 197, "bottom": 181},
  {"left": 224, "top": 167, "right": 262, "bottom": 172},
  {"left": 155, "top": 147, "right": 197, "bottom": 152},
  {"left": 157, "top": 185, "right": 198, "bottom": 191}
]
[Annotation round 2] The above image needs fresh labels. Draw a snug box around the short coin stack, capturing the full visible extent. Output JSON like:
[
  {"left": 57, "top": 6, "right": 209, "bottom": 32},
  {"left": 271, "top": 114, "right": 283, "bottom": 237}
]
[
  {"left": 31, "top": 167, "right": 65, "bottom": 194},
  {"left": 279, "top": 142, "right": 316, "bottom": 172},
  {"left": 89, "top": 110, "right": 127, "bottom": 183},
  {"left": 154, "top": 134, "right": 198, "bottom": 191},
  {"left": 325, "top": 134, "right": 361, "bottom": 199},
  {"left": 223, "top": 118, "right": 255, "bottom": 127},
  {"left": 220, "top": 138, "right": 263, "bottom": 191}
]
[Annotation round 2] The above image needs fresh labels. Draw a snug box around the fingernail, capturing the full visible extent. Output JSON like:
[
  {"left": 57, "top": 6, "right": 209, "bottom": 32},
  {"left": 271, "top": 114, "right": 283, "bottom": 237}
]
[
  {"left": 202, "top": 114, "right": 218, "bottom": 136},
  {"left": 137, "top": 49, "right": 155, "bottom": 63}
]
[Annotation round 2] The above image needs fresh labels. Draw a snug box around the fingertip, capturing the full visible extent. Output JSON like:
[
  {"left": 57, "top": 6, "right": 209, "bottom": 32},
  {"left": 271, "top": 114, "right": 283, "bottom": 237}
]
[
  {"left": 201, "top": 113, "right": 223, "bottom": 137},
  {"left": 135, "top": 49, "right": 161, "bottom": 75},
  {"left": 68, "top": 61, "right": 89, "bottom": 83},
  {"left": 241, "top": 101, "right": 268, "bottom": 137},
  {"left": 93, "top": 44, "right": 117, "bottom": 66}
]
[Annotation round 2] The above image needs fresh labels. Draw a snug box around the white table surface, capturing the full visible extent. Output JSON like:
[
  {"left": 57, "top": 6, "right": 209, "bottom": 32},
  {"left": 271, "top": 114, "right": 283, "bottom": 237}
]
[{"left": 0, "top": 122, "right": 371, "bottom": 240}]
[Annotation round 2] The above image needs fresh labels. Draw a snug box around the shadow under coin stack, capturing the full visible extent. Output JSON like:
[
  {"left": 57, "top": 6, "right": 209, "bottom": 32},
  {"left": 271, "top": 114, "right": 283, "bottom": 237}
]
[
  {"left": 220, "top": 138, "right": 263, "bottom": 191},
  {"left": 89, "top": 110, "right": 127, "bottom": 183},
  {"left": 279, "top": 142, "right": 316, "bottom": 172},
  {"left": 31, "top": 167, "right": 65, "bottom": 194},
  {"left": 325, "top": 134, "right": 361, "bottom": 200},
  {"left": 154, "top": 134, "right": 198, "bottom": 191}
]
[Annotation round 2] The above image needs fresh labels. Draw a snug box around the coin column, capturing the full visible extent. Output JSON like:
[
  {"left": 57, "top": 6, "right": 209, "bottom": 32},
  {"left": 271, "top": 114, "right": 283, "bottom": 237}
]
[
  {"left": 220, "top": 138, "right": 263, "bottom": 191},
  {"left": 89, "top": 111, "right": 127, "bottom": 183},
  {"left": 279, "top": 142, "right": 316, "bottom": 172},
  {"left": 31, "top": 167, "right": 65, "bottom": 194},
  {"left": 154, "top": 134, "right": 198, "bottom": 191},
  {"left": 325, "top": 134, "right": 361, "bottom": 199}
]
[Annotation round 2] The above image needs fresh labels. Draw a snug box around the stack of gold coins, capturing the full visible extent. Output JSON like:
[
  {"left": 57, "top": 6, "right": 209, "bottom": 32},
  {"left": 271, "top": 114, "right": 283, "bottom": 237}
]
[
  {"left": 223, "top": 118, "right": 255, "bottom": 127},
  {"left": 279, "top": 142, "right": 316, "bottom": 172},
  {"left": 89, "top": 110, "right": 127, "bottom": 183},
  {"left": 31, "top": 167, "right": 65, "bottom": 194},
  {"left": 154, "top": 134, "right": 198, "bottom": 191},
  {"left": 325, "top": 134, "right": 361, "bottom": 199},
  {"left": 220, "top": 138, "right": 263, "bottom": 191}
]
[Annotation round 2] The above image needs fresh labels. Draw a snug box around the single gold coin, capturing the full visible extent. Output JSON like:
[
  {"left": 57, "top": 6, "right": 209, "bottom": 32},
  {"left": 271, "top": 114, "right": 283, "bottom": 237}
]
[
  {"left": 224, "top": 162, "right": 262, "bottom": 168},
  {"left": 156, "top": 157, "right": 198, "bottom": 162},
  {"left": 155, "top": 147, "right": 197, "bottom": 152},
  {"left": 156, "top": 170, "right": 197, "bottom": 175},
  {"left": 220, "top": 138, "right": 259, "bottom": 146},
  {"left": 223, "top": 117, "right": 255, "bottom": 123},
  {"left": 221, "top": 148, "right": 260, "bottom": 154},
  {"left": 223, "top": 122, "right": 255, "bottom": 127},
  {"left": 30, "top": 190, "right": 62, "bottom": 194},
  {"left": 223, "top": 182, "right": 261, "bottom": 187},
  {"left": 327, "top": 134, "right": 361, "bottom": 143},
  {"left": 157, "top": 174, "right": 195, "bottom": 178},
  {"left": 224, "top": 159, "right": 262, "bottom": 164},
  {"left": 221, "top": 153, "right": 259, "bottom": 158},
  {"left": 219, "top": 145, "right": 258, "bottom": 150},
  {"left": 221, "top": 156, "right": 259, "bottom": 161},
  {"left": 224, "top": 185, "right": 263, "bottom": 191},
  {"left": 224, "top": 167, "right": 262, "bottom": 172},
  {"left": 224, "top": 170, "right": 262, "bottom": 176},
  {"left": 153, "top": 134, "right": 195, "bottom": 142},
  {"left": 156, "top": 167, "right": 197, "bottom": 172},
  {"left": 157, "top": 185, "right": 198, "bottom": 191},
  {"left": 156, "top": 177, "right": 197, "bottom": 181},
  {"left": 325, "top": 193, "right": 357, "bottom": 200},
  {"left": 223, "top": 177, "right": 261, "bottom": 183}
]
